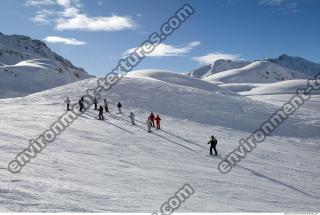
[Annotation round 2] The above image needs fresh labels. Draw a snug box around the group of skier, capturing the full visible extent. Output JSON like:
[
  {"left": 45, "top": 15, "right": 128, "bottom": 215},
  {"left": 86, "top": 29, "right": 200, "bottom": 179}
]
[
  {"left": 64, "top": 97, "right": 217, "bottom": 156},
  {"left": 65, "top": 97, "right": 162, "bottom": 132},
  {"left": 146, "top": 112, "right": 161, "bottom": 132}
]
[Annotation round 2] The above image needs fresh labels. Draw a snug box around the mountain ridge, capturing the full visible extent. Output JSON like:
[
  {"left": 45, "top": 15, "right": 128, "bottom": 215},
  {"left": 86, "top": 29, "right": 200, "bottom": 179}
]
[
  {"left": 187, "top": 54, "right": 320, "bottom": 81},
  {"left": 0, "top": 32, "right": 92, "bottom": 98}
]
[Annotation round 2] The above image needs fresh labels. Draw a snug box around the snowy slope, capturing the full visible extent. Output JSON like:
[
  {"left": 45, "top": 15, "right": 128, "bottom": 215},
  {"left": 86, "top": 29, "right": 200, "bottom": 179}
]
[
  {"left": 269, "top": 54, "right": 320, "bottom": 77},
  {"left": 203, "top": 59, "right": 251, "bottom": 78},
  {"left": 0, "top": 72, "right": 319, "bottom": 212},
  {"left": 239, "top": 79, "right": 320, "bottom": 96},
  {"left": 186, "top": 59, "right": 250, "bottom": 78},
  {"left": 126, "top": 69, "right": 232, "bottom": 94},
  {"left": 0, "top": 32, "right": 92, "bottom": 98},
  {"left": 203, "top": 61, "right": 309, "bottom": 84}
]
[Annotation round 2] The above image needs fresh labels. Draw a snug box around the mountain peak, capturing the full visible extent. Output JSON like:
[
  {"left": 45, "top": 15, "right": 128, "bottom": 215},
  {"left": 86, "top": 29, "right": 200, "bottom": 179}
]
[{"left": 0, "top": 32, "right": 92, "bottom": 98}]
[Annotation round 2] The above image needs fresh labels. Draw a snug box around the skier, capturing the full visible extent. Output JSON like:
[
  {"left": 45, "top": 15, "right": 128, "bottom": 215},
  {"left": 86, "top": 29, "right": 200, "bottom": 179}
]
[
  {"left": 117, "top": 102, "right": 122, "bottom": 113},
  {"left": 104, "top": 98, "right": 109, "bottom": 112},
  {"left": 147, "top": 117, "right": 152, "bottom": 133},
  {"left": 149, "top": 112, "right": 155, "bottom": 127},
  {"left": 94, "top": 97, "right": 98, "bottom": 110},
  {"left": 129, "top": 112, "right": 135, "bottom": 125},
  {"left": 79, "top": 99, "right": 83, "bottom": 112},
  {"left": 65, "top": 97, "right": 70, "bottom": 111},
  {"left": 208, "top": 135, "right": 218, "bottom": 156},
  {"left": 79, "top": 97, "right": 85, "bottom": 112},
  {"left": 98, "top": 105, "right": 104, "bottom": 120},
  {"left": 155, "top": 114, "right": 161, "bottom": 129}
]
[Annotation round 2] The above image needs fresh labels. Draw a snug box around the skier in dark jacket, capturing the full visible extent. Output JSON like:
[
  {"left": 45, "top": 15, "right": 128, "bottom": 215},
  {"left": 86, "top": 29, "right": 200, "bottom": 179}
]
[
  {"left": 149, "top": 112, "right": 155, "bottom": 127},
  {"left": 80, "top": 97, "right": 85, "bottom": 112},
  {"left": 98, "top": 105, "right": 104, "bottom": 120},
  {"left": 79, "top": 99, "right": 83, "bottom": 112},
  {"left": 104, "top": 98, "right": 109, "bottom": 112},
  {"left": 117, "top": 102, "right": 122, "bottom": 113},
  {"left": 94, "top": 97, "right": 98, "bottom": 110},
  {"left": 208, "top": 135, "right": 218, "bottom": 156}
]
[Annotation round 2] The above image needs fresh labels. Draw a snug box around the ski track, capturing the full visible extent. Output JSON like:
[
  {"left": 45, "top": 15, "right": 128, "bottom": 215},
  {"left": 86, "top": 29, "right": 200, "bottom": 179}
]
[{"left": 0, "top": 76, "right": 319, "bottom": 212}]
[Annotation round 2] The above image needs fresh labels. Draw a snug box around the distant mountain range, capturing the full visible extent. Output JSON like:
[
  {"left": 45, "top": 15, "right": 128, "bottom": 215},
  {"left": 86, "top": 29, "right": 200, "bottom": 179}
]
[
  {"left": 186, "top": 54, "right": 320, "bottom": 82},
  {"left": 0, "top": 32, "right": 92, "bottom": 98}
]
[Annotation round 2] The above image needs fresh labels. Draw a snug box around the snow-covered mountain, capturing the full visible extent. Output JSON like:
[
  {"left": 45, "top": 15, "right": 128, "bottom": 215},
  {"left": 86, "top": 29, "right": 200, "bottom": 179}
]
[
  {"left": 0, "top": 69, "right": 319, "bottom": 212},
  {"left": 269, "top": 54, "right": 320, "bottom": 77},
  {"left": 0, "top": 32, "right": 92, "bottom": 98},
  {"left": 186, "top": 59, "right": 250, "bottom": 78},
  {"left": 187, "top": 55, "right": 319, "bottom": 83},
  {"left": 203, "top": 60, "right": 308, "bottom": 84}
]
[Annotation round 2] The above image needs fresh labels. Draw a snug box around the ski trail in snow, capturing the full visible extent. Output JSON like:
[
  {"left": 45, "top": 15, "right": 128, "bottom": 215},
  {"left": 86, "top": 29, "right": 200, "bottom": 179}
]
[
  {"left": 77, "top": 109, "right": 200, "bottom": 154},
  {"left": 132, "top": 117, "right": 206, "bottom": 150},
  {"left": 82, "top": 111, "right": 135, "bottom": 135},
  {"left": 214, "top": 155, "right": 320, "bottom": 200}
]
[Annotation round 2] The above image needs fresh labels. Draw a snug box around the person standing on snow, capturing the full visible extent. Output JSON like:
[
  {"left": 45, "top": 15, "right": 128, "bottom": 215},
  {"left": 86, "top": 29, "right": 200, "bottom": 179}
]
[
  {"left": 94, "top": 97, "right": 98, "bottom": 110},
  {"left": 117, "top": 102, "right": 122, "bottom": 113},
  {"left": 65, "top": 97, "right": 70, "bottom": 111},
  {"left": 155, "top": 114, "right": 161, "bottom": 129},
  {"left": 149, "top": 112, "right": 155, "bottom": 127},
  {"left": 98, "top": 105, "right": 104, "bottom": 120},
  {"left": 147, "top": 117, "right": 152, "bottom": 133},
  {"left": 208, "top": 135, "right": 218, "bottom": 156},
  {"left": 129, "top": 112, "right": 135, "bottom": 125},
  {"left": 79, "top": 97, "right": 85, "bottom": 112},
  {"left": 79, "top": 99, "right": 83, "bottom": 112},
  {"left": 104, "top": 98, "right": 109, "bottom": 112}
]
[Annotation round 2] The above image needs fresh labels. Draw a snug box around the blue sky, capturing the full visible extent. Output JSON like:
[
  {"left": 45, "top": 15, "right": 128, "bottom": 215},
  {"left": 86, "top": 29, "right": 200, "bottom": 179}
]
[{"left": 1, "top": 0, "right": 319, "bottom": 76}]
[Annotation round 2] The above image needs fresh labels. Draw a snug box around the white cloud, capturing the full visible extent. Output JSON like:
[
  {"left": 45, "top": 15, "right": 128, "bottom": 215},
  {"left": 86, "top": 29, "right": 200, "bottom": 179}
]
[
  {"left": 31, "top": 9, "right": 54, "bottom": 25},
  {"left": 26, "top": 0, "right": 136, "bottom": 31},
  {"left": 259, "top": 0, "right": 288, "bottom": 5},
  {"left": 192, "top": 52, "right": 242, "bottom": 65},
  {"left": 44, "top": 36, "right": 86, "bottom": 45},
  {"left": 259, "top": 0, "right": 298, "bottom": 13},
  {"left": 55, "top": 14, "right": 136, "bottom": 31},
  {"left": 123, "top": 41, "right": 200, "bottom": 58},
  {"left": 25, "top": 0, "right": 55, "bottom": 6}
]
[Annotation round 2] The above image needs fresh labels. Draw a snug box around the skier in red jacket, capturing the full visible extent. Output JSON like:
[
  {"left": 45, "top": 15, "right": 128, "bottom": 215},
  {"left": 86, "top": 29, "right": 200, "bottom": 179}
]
[
  {"left": 149, "top": 112, "right": 155, "bottom": 127},
  {"left": 155, "top": 114, "right": 161, "bottom": 129}
]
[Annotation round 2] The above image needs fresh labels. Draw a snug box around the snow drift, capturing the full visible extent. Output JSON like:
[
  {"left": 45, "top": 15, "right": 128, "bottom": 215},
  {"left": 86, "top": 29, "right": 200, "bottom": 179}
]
[
  {"left": 0, "top": 32, "right": 92, "bottom": 98},
  {"left": 203, "top": 61, "right": 308, "bottom": 84},
  {"left": 0, "top": 71, "right": 319, "bottom": 212}
]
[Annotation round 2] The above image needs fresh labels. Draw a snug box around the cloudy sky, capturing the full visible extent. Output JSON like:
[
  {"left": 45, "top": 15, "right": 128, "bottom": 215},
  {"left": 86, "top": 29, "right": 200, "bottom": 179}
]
[{"left": 1, "top": 0, "right": 319, "bottom": 76}]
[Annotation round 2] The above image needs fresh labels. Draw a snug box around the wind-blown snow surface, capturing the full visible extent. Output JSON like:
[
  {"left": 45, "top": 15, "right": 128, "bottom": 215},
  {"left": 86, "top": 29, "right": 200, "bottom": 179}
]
[
  {"left": 186, "top": 59, "right": 250, "bottom": 78},
  {"left": 239, "top": 79, "right": 320, "bottom": 96},
  {"left": 0, "top": 32, "right": 92, "bottom": 98},
  {"left": 204, "top": 61, "right": 308, "bottom": 84},
  {"left": 0, "top": 70, "right": 319, "bottom": 212}
]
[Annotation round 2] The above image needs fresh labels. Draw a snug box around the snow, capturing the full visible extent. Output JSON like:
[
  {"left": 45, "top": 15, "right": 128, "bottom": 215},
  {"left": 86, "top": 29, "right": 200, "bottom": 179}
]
[
  {"left": 127, "top": 69, "right": 232, "bottom": 94},
  {"left": 203, "top": 61, "right": 309, "bottom": 84},
  {"left": 269, "top": 54, "right": 320, "bottom": 77},
  {"left": 185, "top": 59, "right": 250, "bottom": 78},
  {"left": 0, "top": 72, "right": 319, "bottom": 212},
  {"left": 239, "top": 79, "right": 320, "bottom": 96},
  {"left": 0, "top": 32, "right": 92, "bottom": 99},
  {"left": 186, "top": 55, "right": 319, "bottom": 82}
]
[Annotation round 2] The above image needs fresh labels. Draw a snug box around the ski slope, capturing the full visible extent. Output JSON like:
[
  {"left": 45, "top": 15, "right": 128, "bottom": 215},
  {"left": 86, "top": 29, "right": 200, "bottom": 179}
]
[
  {"left": 204, "top": 61, "right": 309, "bottom": 84},
  {"left": 0, "top": 70, "right": 319, "bottom": 212},
  {"left": 240, "top": 79, "right": 320, "bottom": 96}
]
